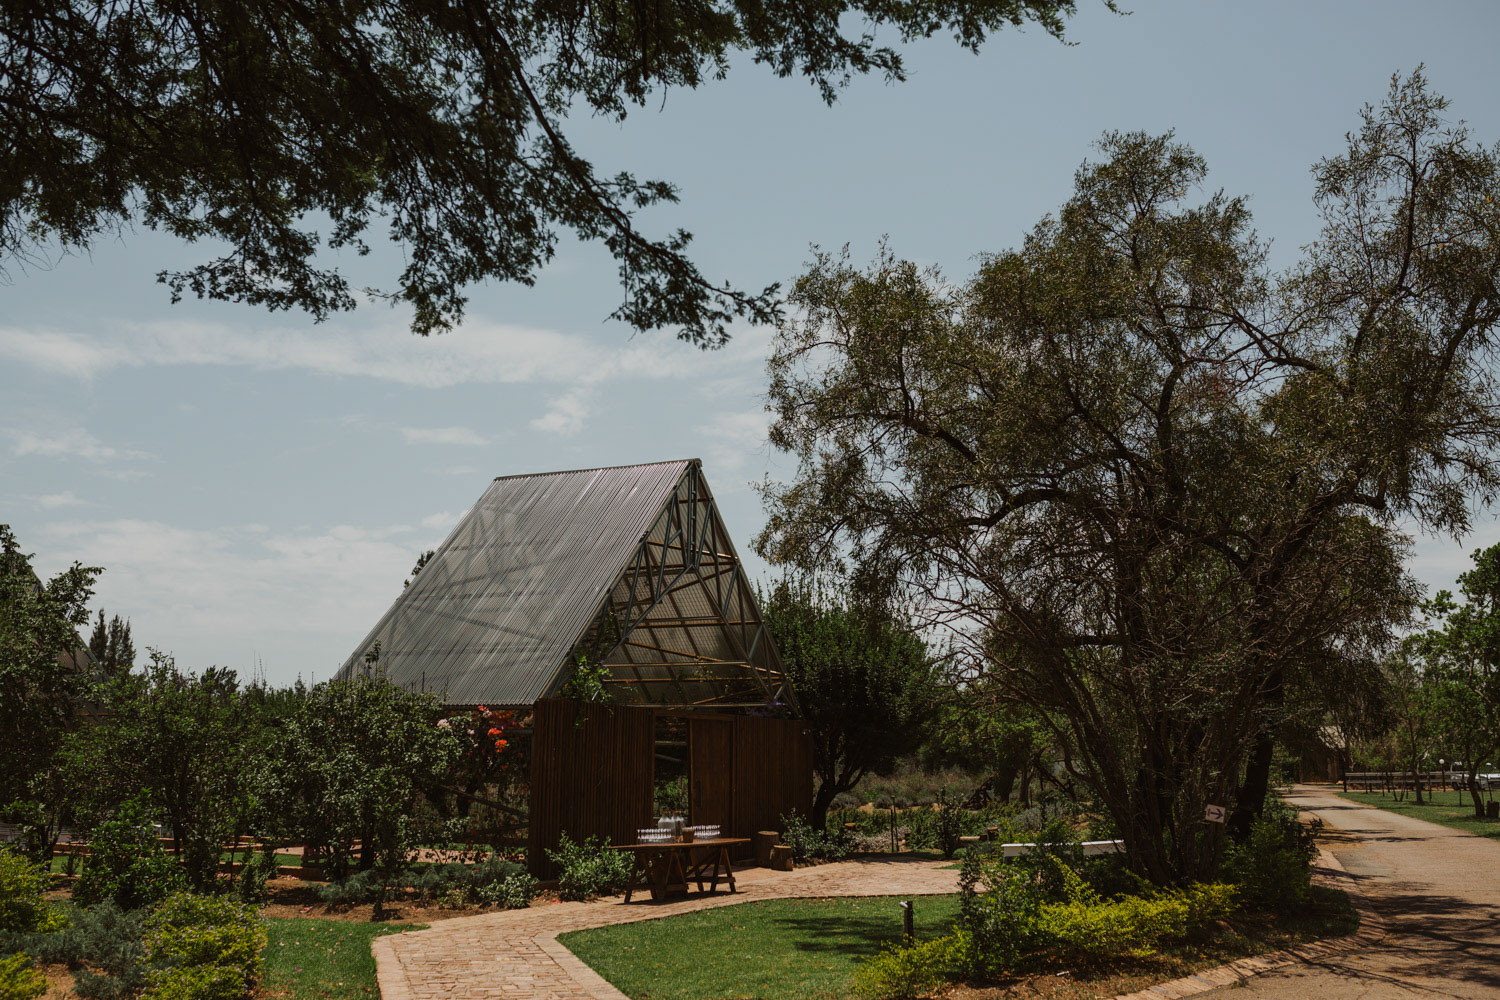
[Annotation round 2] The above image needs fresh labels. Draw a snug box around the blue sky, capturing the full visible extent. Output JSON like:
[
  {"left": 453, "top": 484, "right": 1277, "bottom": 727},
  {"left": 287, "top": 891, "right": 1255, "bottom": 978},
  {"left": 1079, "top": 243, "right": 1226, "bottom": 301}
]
[{"left": 3, "top": 0, "right": 1498, "bottom": 684}]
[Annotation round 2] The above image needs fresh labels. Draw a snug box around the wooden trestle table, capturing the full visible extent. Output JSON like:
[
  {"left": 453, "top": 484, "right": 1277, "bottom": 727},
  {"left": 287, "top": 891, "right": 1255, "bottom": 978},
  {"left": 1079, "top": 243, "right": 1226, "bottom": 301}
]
[{"left": 609, "top": 837, "right": 750, "bottom": 902}]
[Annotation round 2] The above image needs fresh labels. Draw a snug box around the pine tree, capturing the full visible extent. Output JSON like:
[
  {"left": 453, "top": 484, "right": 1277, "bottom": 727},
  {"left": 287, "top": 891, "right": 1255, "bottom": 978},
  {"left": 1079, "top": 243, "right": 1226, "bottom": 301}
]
[{"left": 87, "top": 610, "right": 135, "bottom": 678}]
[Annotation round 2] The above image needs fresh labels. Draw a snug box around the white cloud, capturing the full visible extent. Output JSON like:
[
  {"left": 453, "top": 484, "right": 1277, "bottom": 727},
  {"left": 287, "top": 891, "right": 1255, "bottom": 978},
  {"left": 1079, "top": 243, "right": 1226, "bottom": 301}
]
[
  {"left": 0, "top": 319, "right": 697, "bottom": 389},
  {"left": 400, "top": 426, "right": 489, "bottom": 447},
  {"left": 35, "top": 490, "right": 90, "bottom": 509},
  {"left": 530, "top": 388, "right": 591, "bottom": 436},
  {"left": 702, "top": 408, "right": 773, "bottom": 474},
  {"left": 420, "top": 511, "right": 460, "bottom": 531},
  {"left": 33, "top": 518, "right": 426, "bottom": 675},
  {"left": 0, "top": 318, "right": 776, "bottom": 440},
  {"left": 8, "top": 427, "right": 155, "bottom": 465}
]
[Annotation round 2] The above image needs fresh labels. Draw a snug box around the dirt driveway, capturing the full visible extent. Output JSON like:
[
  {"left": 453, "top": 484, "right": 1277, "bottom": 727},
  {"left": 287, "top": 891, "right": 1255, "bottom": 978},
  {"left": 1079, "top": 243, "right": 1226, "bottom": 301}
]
[{"left": 1202, "top": 784, "right": 1500, "bottom": 999}]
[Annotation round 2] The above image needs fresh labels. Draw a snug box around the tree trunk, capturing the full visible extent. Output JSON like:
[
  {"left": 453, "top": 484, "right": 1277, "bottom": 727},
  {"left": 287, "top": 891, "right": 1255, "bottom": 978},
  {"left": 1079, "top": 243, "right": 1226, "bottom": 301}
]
[
  {"left": 809, "top": 779, "right": 839, "bottom": 831},
  {"left": 1231, "top": 729, "right": 1276, "bottom": 839},
  {"left": 994, "top": 763, "right": 1017, "bottom": 803}
]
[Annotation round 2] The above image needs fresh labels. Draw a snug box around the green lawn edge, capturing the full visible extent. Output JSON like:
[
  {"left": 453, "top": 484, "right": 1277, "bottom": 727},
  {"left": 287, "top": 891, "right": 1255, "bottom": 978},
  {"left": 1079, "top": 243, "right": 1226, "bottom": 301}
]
[
  {"left": 557, "top": 886, "right": 1357, "bottom": 1000},
  {"left": 261, "top": 917, "right": 426, "bottom": 1000},
  {"left": 1334, "top": 789, "right": 1500, "bottom": 841}
]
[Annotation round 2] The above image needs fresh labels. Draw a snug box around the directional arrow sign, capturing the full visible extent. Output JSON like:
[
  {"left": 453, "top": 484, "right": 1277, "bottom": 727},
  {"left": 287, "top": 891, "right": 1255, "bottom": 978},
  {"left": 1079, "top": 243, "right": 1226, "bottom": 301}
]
[{"left": 1204, "top": 804, "right": 1227, "bottom": 824}]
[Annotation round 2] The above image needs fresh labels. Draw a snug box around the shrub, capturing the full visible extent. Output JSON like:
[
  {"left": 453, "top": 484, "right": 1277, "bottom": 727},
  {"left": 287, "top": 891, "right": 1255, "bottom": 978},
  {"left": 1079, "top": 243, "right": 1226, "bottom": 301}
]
[
  {"left": 546, "top": 835, "right": 632, "bottom": 901},
  {"left": 477, "top": 872, "right": 537, "bottom": 909},
  {"left": 1040, "top": 883, "right": 1237, "bottom": 960},
  {"left": 143, "top": 894, "right": 265, "bottom": 995},
  {"left": 955, "top": 852, "right": 1046, "bottom": 977},
  {"left": 0, "top": 954, "right": 46, "bottom": 1000},
  {"left": 851, "top": 933, "right": 964, "bottom": 999},
  {"left": 1076, "top": 855, "right": 1152, "bottom": 900},
  {"left": 1220, "top": 816, "right": 1313, "bottom": 912},
  {"left": 0, "top": 851, "right": 62, "bottom": 935},
  {"left": 139, "top": 965, "right": 247, "bottom": 1000},
  {"left": 73, "top": 796, "right": 185, "bottom": 910},
  {"left": 0, "top": 803, "right": 56, "bottom": 868},
  {"left": 6, "top": 903, "right": 148, "bottom": 1000},
  {"left": 779, "top": 813, "right": 853, "bottom": 862},
  {"left": 234, "top": 852, "right": 278, "bottom": 906},
  {"left": 933, "top": 790, "right": 963, "bottom": 860},
  {"left": 317, "top": 870, "right": 381, "bottom": 907}
]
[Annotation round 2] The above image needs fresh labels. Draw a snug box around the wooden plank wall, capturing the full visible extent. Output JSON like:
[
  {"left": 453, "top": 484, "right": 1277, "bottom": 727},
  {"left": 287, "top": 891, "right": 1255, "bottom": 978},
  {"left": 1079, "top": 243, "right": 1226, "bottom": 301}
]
[
  {"left": 732, "top": 716, "right": 814, "bottom": 843},
  {"left": 527, "top": 699, "right": 655, "bottom": 878},
  {"left": 529, "top": 702, "right": 813, "bottom": 876},
  {"left": 688, "top": 717, "right": 734, "bottom": 831}
]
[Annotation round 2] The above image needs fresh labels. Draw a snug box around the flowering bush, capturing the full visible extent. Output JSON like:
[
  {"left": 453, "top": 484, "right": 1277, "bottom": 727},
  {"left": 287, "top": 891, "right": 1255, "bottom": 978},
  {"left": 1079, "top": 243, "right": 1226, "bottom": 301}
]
[{"left": 444, "top": 705, "right": 529, "bottom": 798}]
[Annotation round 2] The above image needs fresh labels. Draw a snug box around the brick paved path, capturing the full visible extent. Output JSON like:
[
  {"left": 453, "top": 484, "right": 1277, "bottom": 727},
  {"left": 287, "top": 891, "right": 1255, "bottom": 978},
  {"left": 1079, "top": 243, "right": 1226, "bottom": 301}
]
[
  {"left": 372, "top": 856, "right": 959, "bottom": 1000},
  {"left": 1198, "top": 785, "right": 1500, "bottom": 999}
]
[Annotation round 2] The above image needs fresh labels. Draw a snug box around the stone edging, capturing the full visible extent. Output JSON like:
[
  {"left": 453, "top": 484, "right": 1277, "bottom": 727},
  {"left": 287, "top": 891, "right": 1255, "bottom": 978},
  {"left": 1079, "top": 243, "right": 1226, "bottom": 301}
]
[{"left": 1109, "top": 847, "right": 1387, "bottom": 1000}]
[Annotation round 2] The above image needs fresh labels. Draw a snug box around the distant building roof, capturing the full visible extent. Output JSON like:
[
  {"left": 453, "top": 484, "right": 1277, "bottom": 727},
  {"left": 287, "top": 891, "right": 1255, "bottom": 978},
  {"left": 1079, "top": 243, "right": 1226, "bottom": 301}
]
[{"left": 336, "top": 460, "right": 793, "bottom": 712}]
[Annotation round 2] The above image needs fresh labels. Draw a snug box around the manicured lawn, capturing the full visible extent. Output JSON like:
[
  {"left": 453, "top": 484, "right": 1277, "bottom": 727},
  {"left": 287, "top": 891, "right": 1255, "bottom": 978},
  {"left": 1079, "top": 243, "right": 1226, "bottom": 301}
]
[
  {"left": 260, "top": 917, "right": 423, "bottom": 1000},
  {"left": 560, "top": 888, "right": 1358, "bottom": 1000},
  {"left": 1336, "top": 790, "right": 1500, "bottom": 841},
  {"left": 562, "top": 894, "right": 961, "bottom": 1000}
]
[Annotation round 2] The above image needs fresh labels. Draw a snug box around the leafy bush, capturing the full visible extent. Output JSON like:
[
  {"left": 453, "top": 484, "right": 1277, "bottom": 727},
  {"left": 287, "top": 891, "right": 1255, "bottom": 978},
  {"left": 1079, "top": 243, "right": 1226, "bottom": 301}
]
[
  {"left": 0, "top": 803, "right": 57, "bottom": 868},
  {"left": 0, "top": 851, "right": 62, "bottom": 935},
  {"left": 852, "top": 933, "right": 965, "bottom": 999},
  {"left": 316, "top": 869, "right": 382, "bottom": 907},
  {"left": 779, "top": 813, "right": 853, "bottom": 862},
  {"left": 1075, "top": 855, "right": 1152, "bottom": 900},
  {"left": 1220, "top": 816, "right": 1314, "bottom": 912},
  {"left": 73, "top": 796, "right": 185, "bottom": 910},
  {"left": 140, "top": 964, "right": 247, "bottom": 1000},
  {"left": 1040, "top": 883, "right": 1237, "bottom": 960},
  {"left": 958, "top": 838, "right": 1237, "bottom": 975},
  {"left": 955, "top": 851, "right": 1046, "bottom": 976},
  {"left": 321, "top": 857, "right": 533, "bottom": 908},
  {"left": 0, "top": 953, "right": 45, "bottom": 1000},
  {"left": 933, "top": 790, "right": 963, "bottom": 860},
  {"left": 8, "top": 904, "right": 149, "bottom": 1000},
  {"left": 143, "top": 894, "right": 264, "bottom": 989},
  {"left": 234, "top": 852, "right": 279, "bottom": 905},
  {"left": 477, "top": 872, "right": 537, "bottom": 909},
  {"left": 546, "top": 835, "right": 632, "bottom": 901}
]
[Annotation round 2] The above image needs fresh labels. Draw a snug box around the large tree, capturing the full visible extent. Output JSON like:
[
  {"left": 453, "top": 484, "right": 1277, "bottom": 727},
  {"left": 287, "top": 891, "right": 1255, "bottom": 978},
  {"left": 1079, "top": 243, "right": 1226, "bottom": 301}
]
[
  {"left": 757, "top": 72, "right": 1500, "bottom": 882},
  {"left": 0, "top": 525, "right": 98, "bottom": 804},
  {"left": 1410, "top": 543, "right": 1500, "bottom": 815},
  {"left": 760, "top": 574, "right": 938, "bottom": 828},
  {"left": 58, "top": 651, "right": 269, "bottom": 889},
  {"left": 1, "top": 1, "right": 1080, "bottom": 343}
]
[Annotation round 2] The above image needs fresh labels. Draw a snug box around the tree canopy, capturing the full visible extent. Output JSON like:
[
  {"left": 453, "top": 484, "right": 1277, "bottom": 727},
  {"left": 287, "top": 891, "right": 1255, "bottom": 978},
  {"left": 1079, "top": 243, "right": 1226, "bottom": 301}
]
[
  {"left": 757, "top": 71, "right": 1500, "bottom": 881},
  {"left": 1, "top": 1, "right": 1081, "bottom": 343},
  {"left": 760, "top": 574, "right": 938, "bottom": 828},
  {"left": 0, "top": 524, "right": 98, "bottom": 804}
]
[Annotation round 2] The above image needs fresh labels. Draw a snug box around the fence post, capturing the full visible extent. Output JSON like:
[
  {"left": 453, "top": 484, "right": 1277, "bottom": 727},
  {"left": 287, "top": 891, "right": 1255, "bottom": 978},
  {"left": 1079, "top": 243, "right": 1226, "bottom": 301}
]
[{"left": 900, "top": 900, "right": 914, "bottom": 945}]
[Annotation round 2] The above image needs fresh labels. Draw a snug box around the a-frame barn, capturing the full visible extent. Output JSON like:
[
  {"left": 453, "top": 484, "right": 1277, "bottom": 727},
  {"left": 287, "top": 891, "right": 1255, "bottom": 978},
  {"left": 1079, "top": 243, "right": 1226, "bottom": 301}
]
[{"left": 336, "top": 459, "right": 795, "bottom": 713}]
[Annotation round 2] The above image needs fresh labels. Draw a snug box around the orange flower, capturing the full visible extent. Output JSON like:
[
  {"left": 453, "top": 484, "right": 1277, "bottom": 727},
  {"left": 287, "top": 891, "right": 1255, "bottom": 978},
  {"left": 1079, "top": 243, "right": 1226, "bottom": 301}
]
[{"left": 488, "top": 727, "right": 500, "bottom": 737}]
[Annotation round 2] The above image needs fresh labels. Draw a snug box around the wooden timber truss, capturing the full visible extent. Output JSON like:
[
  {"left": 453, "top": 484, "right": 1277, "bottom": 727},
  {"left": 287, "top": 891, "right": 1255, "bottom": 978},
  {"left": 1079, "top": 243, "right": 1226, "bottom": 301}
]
[{"left": 559, "top": 463, "right": 797, "bottom": 713}]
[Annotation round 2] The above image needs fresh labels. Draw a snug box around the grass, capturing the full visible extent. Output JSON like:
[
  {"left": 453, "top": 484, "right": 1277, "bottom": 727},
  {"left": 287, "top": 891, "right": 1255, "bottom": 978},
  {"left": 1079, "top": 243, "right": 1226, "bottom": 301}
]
[
  {"left": 259, "top": 917, "right": 424, "bottom": 1000},
  {"left": 559, "top": 887, "right": 1358, "bottom": 1000},
  {"left": 1336, "top": 789, "right": 1500, "bottom": 841},
  {"left": 562, "top": 894, "right": 962, "bottom": 1000}
]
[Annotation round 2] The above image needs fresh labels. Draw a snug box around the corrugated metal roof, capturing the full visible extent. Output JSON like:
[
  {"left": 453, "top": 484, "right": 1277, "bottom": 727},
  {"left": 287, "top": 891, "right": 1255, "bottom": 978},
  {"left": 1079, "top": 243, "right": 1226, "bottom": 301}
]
[{"left": 336, "top": 460, "right": 695, "bottom": 705}]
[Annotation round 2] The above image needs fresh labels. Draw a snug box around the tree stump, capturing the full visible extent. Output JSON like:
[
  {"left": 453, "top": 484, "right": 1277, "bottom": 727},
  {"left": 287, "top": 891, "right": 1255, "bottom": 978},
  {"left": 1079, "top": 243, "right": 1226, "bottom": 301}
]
[
  {"left": 754, "top": 830, "right": 779, "bottom": 867},
  {"left": 769, "top": 844, "right": 794, "bottom": 871},
  {"left": 1487, "top": 800, "right": 1499, "bottom": 819}
]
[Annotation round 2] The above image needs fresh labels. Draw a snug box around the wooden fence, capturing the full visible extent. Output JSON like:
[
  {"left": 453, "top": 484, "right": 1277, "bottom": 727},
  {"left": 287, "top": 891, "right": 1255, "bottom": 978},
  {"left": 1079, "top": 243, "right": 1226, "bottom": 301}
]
[{"left": 527, "top": 700, "right": 812, "bottom": 878}]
